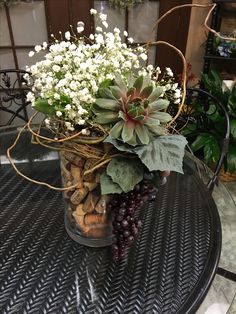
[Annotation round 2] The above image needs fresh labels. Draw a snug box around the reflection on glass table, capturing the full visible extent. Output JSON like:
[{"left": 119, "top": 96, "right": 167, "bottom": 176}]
[{"left": 0, "top": 125, "right": 235, "bottom": 314}]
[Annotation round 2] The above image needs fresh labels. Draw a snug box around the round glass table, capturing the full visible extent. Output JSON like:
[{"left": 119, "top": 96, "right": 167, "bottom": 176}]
[{"left": 0, "top": 125, "right": 235, "bottom": 314}]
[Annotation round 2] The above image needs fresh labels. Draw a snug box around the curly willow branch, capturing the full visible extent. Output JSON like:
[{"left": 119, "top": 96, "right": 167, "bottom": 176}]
[
  {"left": 149, "top": 3, "right": 236, "bottom": 42},
  {"left": 6, "top": 123, "right": 80, "bottom": 191},
  {"left": 144, "top": 40, "right": 187, "bottom": 127}
]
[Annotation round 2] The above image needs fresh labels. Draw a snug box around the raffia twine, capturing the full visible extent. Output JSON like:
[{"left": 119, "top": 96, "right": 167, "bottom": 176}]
[{"left": 7, "top": 2, "right": 230, "bottom": 191}]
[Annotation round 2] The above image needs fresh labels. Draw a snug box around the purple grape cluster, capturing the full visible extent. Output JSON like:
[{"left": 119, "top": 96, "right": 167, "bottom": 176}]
[{"left": 109, "top": 176, "right": 158, "bottom": 262}]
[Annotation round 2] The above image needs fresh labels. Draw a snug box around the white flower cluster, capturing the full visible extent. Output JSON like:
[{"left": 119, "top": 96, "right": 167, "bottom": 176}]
[
  {"left": 158, "top": 67, "right": 182, "bottom": 104},
  {"left": 26, "top": 10, "right": 148, "bottom": 129}
]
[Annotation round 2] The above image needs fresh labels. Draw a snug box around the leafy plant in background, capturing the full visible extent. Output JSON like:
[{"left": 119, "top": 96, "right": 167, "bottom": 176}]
[
  {"left": 108, "top": 0, "right": 144, "bottom": 10},
  {"left": 182, "top": 69, "right": 236, "bottom": 173}
]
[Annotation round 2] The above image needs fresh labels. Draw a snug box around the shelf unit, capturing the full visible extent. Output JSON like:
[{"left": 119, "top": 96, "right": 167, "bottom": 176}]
[{"left": 203, "top": 0, "right": 236, "bottom": 75}]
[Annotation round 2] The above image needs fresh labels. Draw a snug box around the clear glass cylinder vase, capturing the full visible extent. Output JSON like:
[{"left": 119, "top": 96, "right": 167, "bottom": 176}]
[{"left": 60, "top": 150, "right": 113, "bottom": 247}]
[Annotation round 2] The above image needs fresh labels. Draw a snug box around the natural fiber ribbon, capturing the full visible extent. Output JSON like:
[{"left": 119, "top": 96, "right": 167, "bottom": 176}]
[{"left": 7, "top": 2, "right": 232, "bottom": 190}]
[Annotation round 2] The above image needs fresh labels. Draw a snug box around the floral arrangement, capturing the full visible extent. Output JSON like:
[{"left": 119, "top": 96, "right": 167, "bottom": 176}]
[{"left": 24, "top": 10, "right": 187, "bottom": 260}]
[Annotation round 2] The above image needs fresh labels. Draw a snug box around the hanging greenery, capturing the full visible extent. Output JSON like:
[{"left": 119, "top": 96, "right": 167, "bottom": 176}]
[
  {"left": 0, "top": 0, "right": 18, "bottom": 7},
  {"left": 108, "top": 0, "right": 145, "bottom": 10}
]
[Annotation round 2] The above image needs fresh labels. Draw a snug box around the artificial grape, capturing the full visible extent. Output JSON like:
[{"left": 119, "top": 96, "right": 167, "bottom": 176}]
[
  {"left": 116, "top": 215, "right": 123, "bottom": 222},
  {"left": 128, "top": 207, "right": 134, "bottom": 215},
  {"left": 137, "top": 220, "right": 142, "bottom": 228},
  {"left": 121, "top": 220, "right": 129, "bottom": 228},
  {"left": 124, "top": 230, "right": 131, "bottom": 238},
  {"left": 119, "top": 208, "right": 126, "bottom": 215},
  {"left": 128, "top": 235, "right": 135, "bottom": 243},
  {"left": 134, "top": 184, "right": 140, "bottom": 192}
]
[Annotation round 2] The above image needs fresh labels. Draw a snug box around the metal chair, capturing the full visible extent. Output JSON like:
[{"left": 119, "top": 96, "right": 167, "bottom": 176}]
[
  {"left": 169, "top": 87, "right": 230, "bottom": 191},
  {"left": 0, "top": 69, "right": 32, "bottom": 126}
]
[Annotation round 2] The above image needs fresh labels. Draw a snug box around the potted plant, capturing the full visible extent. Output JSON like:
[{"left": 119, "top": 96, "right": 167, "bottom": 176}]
[
  {"left": 182, "top": 69, "right": 236, "bottom": 180},
  {"left": 22, "top": 10, "right": 187, "bottom": 261}
]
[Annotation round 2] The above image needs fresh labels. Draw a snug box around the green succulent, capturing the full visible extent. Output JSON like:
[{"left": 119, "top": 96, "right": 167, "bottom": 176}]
[{"left": 93, "top": 75, "right": 172, "bottom": 146}]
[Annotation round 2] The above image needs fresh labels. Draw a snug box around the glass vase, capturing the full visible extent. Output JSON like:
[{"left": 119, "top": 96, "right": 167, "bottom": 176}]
[{"left": 60, "top": 150, "right": 113, "bottom": 247}]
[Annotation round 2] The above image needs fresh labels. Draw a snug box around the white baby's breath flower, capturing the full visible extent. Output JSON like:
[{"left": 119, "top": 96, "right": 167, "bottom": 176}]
[
  {"left": 90, "top": 8, "right": 97, "bottom": 15},
  {"left": 78, "top": 119, "right": 85, "bottom": 125},
  {"left": 35, "top": 45, "right": 42, "bottom": 53},
  {"left": 54, "top": 55, "right": 63, "bottom": 63},
  {"left": 65, "top": 31, "right": 71, "bottom": 40},
  {"left": 100, "top": 13, "right": 107, "bottom": 21},
  {"left": 77, "top": 21, "right": 85, "bottom": 33},
  {"left": 89, "top": 34, "right": 95, "bottom": 40},
  {"left": 114, "top": 27, "right": 120, "bottom": 34},
  {"left": 28, "top": 51, "right": 35, "bottom": 57},
  {"left": 56, "top": 111, "right": 62, "bottom": 117},
  {"left": 26, "top": 92, "right": 35, "bottom": 102},
  {"left": 156, "top": 66, "right": 161, "bottom": 74},
  {"left": 174, "top": 98, "right": 181, "bottom": 104},
  {"left": 95, "top": 34, "right": 104, "bottom": 44},
  {"left": 128, "top": 37, "right": 134, "bottom": 44},
  {"left": 81, "top": 128, "right": 90, "bottom": 135},
  {"left": 65, "top": 104, "right": 71, "bottom": 110},
  {"left": 123, "top": 30, "right": 128, "bottom": 37},
  {"left": 140, "top": 53, "right": 148, "bottom": 61},
  {"left": 52, "top": 65, "right": 60, "bottom": 72},
  {"left": 171, "top": 83, "right": 178, "bottom": 90},
  {"left": 42, "top": 41, "right": 48, "bottom": 49},
  {"left": 174, "top": 89, "right": 181, "bottom": 98},
  {"left": 44, "top": 118, "right": 50, "bottom": 125},
  {"left": 102, "top": 21, "right": 108, "bottom": 28},
  {"left": 166, "top": 67, "right": 173, "bottom": 77},
  {"left": 65, "top": 122, "right": 75, "bottom": 131},
  {"left": 96, "top": 26, "right": 103, "bottom": 33},
  {"left": 54, "top": 93, "right": 60, "bottom": 100}
]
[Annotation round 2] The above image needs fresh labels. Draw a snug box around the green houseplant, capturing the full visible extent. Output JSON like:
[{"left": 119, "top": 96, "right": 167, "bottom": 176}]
[{"left": 182, "top": 69, "right": 236, "bottom": 176}]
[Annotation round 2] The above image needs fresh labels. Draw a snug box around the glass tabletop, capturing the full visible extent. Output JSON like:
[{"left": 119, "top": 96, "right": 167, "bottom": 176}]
[{"left": 0, "top": 124, "right": 236, "bottom": 313}]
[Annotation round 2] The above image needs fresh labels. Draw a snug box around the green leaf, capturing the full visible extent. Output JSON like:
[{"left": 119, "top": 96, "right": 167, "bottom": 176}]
[
  {"left": 149, "top": 99, "right": 170, "bottom": 112},
  {"left": 133, "top": 76, "right": 143, "bottom": 93},
  {"left": 110, "top": 86, "right": 125, "bottom": 100},
  {"left": 98, "top": 87, "right": 116, "bottom": 100},
  {"left": 146, "top": 121, "right": 165, "bottom": 135},
  {"left": 203, "top": 138, "right": 220, "bottom": 164},
  {"left": 114, "top": 75, "right": 127, "bottom": 92},
  {"left": 104, "top": 136, "right": 135, "bottom": 153},
  {"left": 121, "top": 121, "right": 135, "bottom": 143},
  {"left": 140, "top": 85, "right": 153, "bottom": 98},
  {"left": 191, "top": 134, "right": 210, "bottom": 152},
  {"left": 99, "top": 79, "right": 113, "bottom": 88},
  {"left": 191, "top": 133, "right": 220, "bottom": 164},
  {"left": 110, "top": 121, "right": 124, "bottom": 138},
  {"left": 95, "top": 98, "right": 120, "bottom": 110},
  {"left": 135, "top": 124, "right": 150, "bottom": 145},
  {"left": 60, "top": 95, "right": 70, "bottom": 103},
  {"left": 226, "top": 145, "right": 236, "bottom": 173},
  {"left": 148, "top": 86, "right": 164, "bottom": 102},
  {"left": 107, "top": 157, "right": 143, "bottom": 193},
  {"left": 100, "top": 172, "right": 122, "bottom": 195},
  {"left": 33, "top": 98, "right": 56, "bottom": 115},
  {"left": 94, "top": 111, "right": 118, "bottom": 124},
  {"left": 181, "top": 123, "right": 197, "bottom": 136},
  {"left": 134, "top": 135, "right": 187, "bottom": 173},
  {"left": 230, "top": 119, "right": 236, "bottom": 139},
  {"left": 149, "top": 112, "right": 172, "bottom": 123}
]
